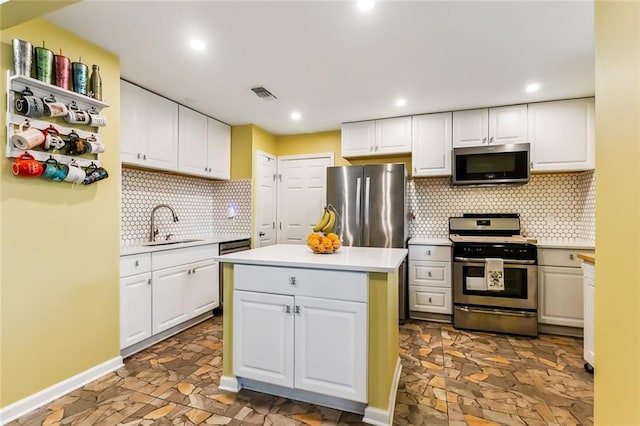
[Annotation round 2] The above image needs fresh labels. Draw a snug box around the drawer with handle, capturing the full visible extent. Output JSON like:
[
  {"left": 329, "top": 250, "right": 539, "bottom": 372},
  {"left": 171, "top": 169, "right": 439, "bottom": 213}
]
[
  {"left": 234, "top": 264, "right": 367, "bottom": 302},
  {"left": 409, "top": 260, "right": 451, "bottom": 288},
  {"left": 538, "top": 248, "right": 594, "bottom": 268},
  {"left": 409, "top": 286, "right": 452, "bottom": 314},
  {"left": 409, "top": 245, "right": 451, "bottom": 262},
  {"left": 120, "top": 253, "right": 151, "bottom": 277}
]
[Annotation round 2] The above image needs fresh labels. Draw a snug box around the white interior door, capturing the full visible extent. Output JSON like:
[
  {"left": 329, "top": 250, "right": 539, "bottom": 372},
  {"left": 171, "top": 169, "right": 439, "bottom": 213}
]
[
  {"left": 256, "top": 151, "right": 277, "bottom": 247},
  {"left": 277, "top": 154, "right": 333, "bottom": 244}
]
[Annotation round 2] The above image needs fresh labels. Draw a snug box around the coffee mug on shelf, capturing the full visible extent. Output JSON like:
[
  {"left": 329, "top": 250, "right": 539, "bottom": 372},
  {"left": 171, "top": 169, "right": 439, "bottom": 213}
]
[
  {"left": 42, "top": 126, "right": 65, "bottom": 151},
  {"left": 64, "top": 102, "right": 90, "bottom": 125},
  {"left": 11, "top": 121, "right": 45, "bottom": 150},
  {"left": 41, "top": 158, "right": 66, "bottom": 182},
  {"left": 85, "top": 135, "right": 105, "bottom": 154},
  {"left": 43, "top": 95, "right": 68, "bottom": 118},
  {"left": 87, "top": 108, "right": 107, "bottom": 127},
  {"left": 65, "top": 131, "right": 88, "bottom": 156},
  {"left": 12, "top": 152, "right": 44, "bottom": 177},
  {"left": 62, "top": 160, "right": 86, "bottom": 184},
  {"left": 82, "top": 164, "right": 109, "bottom": 185},
  {"left": 15, "top": 89, "right": 45, "bottom": 117}
]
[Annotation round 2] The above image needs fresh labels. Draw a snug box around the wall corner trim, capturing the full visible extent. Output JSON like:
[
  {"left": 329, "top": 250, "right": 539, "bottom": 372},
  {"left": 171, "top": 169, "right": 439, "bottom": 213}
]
[
  {"left": 362, "top": 357, "right": 402, "bottom": 426},
  {"left": 0, "top": 356, "right": 123, "bottom": 425}
]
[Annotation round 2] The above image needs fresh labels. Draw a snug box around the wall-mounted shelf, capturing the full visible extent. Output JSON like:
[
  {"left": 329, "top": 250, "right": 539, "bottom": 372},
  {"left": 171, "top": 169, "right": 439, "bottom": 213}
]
[{"left": 6, "top": 71, "right": 110, "bottom": 170}]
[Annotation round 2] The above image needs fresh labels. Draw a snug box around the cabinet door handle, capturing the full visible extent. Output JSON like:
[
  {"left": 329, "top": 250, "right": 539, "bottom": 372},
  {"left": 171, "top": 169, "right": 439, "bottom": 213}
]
[
  {"left": 187, "top": 269, "right": 192, "bottom": 275},
  {"left": 489, "top": 136, "right": 494, "bottom": 144},
  {"left": 147, "top": 278, "right": 152, "bottom": 285},
  {"left": 427, "top": 250, "right": 431, "bottom": 256},
  {"left": 135, "top": 260, "right": 139, "bottom": 267},
  {"left": 369, "top": 146, "right": 373, "bottom": 152},
  {"left": 284, "top": 305, "right": 291, "bottom": 314},
  {"left": 482, "top": 137, "right": 487, "bottom": 144},
  {"left": 428, "top": 271, "right": 432, "bottom": 277},
  {"left": 294, "top": 305, "right": 300, "bottom": 314},
  {"left": 429, "top": 297, "right": 432, "bottom": 303},
  {"left": 570, "top": 254, "right": 575, "bottom": 260},
  {"left": 375, "top": 145, "right": 379, "bottom": 151},
  {"left": 137, "top": 153, "right": 141, "bottom": 159},
  {"left": 289, "top": 276, "right": 296, "bottom": 286},
  {"left": 192, "top": 268, "right": 197, "bottom": 274},
  {"left": 143, "top": 154, "right": 147, "bottom": 160}
]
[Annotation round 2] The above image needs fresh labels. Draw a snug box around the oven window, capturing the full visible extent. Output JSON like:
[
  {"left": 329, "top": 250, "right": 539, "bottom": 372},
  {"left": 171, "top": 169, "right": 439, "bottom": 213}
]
[{"left": 462, "top": 265, "right": 528, "bottom": 298}]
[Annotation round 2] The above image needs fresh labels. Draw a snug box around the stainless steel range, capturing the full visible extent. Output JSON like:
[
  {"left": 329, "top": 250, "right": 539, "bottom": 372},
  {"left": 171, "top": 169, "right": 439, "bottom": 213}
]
[{"left": 449, "top": 213, "right": 538, "bottom": 336}]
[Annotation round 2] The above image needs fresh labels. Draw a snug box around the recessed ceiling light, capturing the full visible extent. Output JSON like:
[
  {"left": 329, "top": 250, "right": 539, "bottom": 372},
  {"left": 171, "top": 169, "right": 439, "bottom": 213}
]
[
  {"left": 189, "top": 39, "right": 206, "bottom": 51},
  {"left": 291, "top": 112, "right": 302, "bottom": 120},
  {"left": 525, "top": 83, "right": 541, "bottom": 93},
  {"left": 395, "top": 98, "right": 407, "bottom": 107},
  {"left": 357, "top": 0, "right": 374, "bottom": 11}
]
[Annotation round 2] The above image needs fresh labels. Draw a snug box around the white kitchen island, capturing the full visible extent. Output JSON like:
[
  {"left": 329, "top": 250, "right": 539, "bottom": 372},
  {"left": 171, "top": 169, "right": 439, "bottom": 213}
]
[{"left": 215, "top": 244, "right": 407, "bottom": 426}]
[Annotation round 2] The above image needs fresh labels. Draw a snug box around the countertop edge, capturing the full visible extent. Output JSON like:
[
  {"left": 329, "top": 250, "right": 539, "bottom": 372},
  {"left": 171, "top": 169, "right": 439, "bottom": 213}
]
[
  {"left": 408, "top": 238, "right": 452, "bottom": 246},
  {"left": 216, "top": 257, "right": 402, "bottom": 273},
  {"left": 120, "top": 234, "right": 251, "bottom": 256},
  {"left": 577, "top": 253, "right": 596, "bottom": 264}
]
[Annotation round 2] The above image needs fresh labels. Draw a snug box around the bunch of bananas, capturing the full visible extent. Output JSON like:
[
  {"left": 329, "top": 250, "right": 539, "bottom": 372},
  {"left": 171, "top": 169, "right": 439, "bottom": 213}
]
[
  {"left": 312, "top": 206, "right": 336, "bottom": 233},
  {"left": 307, "top": 205, "right": 341, "bottom": 254}
]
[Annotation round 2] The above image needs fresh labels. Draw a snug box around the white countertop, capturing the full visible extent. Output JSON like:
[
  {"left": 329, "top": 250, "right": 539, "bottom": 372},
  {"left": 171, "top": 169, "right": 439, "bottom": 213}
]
[
  {"left": 534, "top": 239, "right": 595, "bottom": 250},
  {"left": 216, "top": 244, "right": 408, "bottom": 273},
  {"left": 120, "top": 234, "right": 251, "bottom": 256},
  {"left": 408, "top": 237, "right": 452, "bottom": 246}
]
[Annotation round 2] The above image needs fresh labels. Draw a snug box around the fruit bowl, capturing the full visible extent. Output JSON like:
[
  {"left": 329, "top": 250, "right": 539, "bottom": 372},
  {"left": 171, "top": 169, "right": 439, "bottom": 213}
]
[{"left": 307, "top": 232, "right": 341, "bottom": 254}]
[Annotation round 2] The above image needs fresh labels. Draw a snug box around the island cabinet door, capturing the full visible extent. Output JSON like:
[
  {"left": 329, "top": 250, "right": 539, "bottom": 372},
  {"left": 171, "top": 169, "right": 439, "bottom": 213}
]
[
  {"left": 294, "top": 296, "right": 367, "bottom": 403},
  {"left": 233, "top": 290, "right": 294, "bottom": 388}
]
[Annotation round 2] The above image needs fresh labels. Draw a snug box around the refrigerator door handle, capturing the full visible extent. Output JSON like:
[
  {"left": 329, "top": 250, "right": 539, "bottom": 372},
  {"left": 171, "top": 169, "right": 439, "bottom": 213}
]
[
  {"left": 355, "top": 177, "right": 362, "bottom": 231},
  {"left": 364, "top": 176, "right": 371, "bottom": 246}
]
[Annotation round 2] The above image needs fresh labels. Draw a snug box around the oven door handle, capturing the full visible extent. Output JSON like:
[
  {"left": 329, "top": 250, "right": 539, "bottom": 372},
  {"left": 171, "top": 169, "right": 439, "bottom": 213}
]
[
  {"left": 455, "top": 306, "right": 538, "bottom": 318},
  {"left": 454, "top": 257, "right": 536, "bottom": 265}
]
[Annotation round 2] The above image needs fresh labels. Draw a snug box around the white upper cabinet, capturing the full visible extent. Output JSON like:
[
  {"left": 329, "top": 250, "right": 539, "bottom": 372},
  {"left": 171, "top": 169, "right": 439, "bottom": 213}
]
[
  {"left": 375, "top": 116, "right": 412, "bottom": 155},
  {"left": 207, "top": 117, "right": 231, "bottom": 180},
  {"left": 178, "top": 106, "right": 231, "bottom": 179},
  {"left": 178, "top": 106, "right": 209, "bottom": 176},
  {"left": 342, "top": 116, "right": 411, "bottom": 158},
  {"left": 341, "top": 120, "right": 376, "bottom": 157},
  {"left": 453, "top": 105, "right": 528, "bottom": 147},
  {"left": 411, "top": 112, "right": 452, "bottom": 177},
  {"left": 529, "top": 98, "right": 595, "bottom": 172},
  {"left": 120, "top": 80, "right": 178, "bottom": 171}
]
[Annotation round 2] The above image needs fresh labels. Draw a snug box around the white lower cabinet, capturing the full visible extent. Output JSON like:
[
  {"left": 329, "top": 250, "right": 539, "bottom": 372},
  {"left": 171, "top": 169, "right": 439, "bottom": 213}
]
[
  {"left": 120, "top": 244, "right": 219, "bottom": 352},
  {"left": 538, "top": 266, "right": 584, "bottom": 328},
  {"left": 233, "top": 265, "right": 367, "bottom": 403},
  {"left": 582, "top": 261, "right": 595, "bottom": 369},
  {"left": 121, "top": 273, "right": 153, "bottom": 347},
  {"left": 537, "top": 248, "right": 594, "bottom": 329},
  {"left": 408, "top": 242, "right": 452, "bottom": 317}
]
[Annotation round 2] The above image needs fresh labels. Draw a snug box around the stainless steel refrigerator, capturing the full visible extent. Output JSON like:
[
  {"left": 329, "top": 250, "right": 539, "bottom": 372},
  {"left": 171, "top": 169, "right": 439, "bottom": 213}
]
[{"left": 326, "top": 163, "right": 408, "bottom": 320}]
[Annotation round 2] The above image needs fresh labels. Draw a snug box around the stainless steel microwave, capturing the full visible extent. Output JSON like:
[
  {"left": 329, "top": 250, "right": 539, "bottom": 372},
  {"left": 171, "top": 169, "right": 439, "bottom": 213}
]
[{"left": 452, "top": 143, "right": 530, "bottom": 186}]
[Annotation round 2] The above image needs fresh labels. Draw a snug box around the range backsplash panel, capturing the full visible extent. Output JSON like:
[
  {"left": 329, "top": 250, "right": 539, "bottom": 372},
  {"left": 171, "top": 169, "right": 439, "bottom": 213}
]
[
  {"left": 408, "top": 171, "right": 595, "bottom": 242},
  {"left": 121, "top": 168, "right": 251, "bottom": 246}
]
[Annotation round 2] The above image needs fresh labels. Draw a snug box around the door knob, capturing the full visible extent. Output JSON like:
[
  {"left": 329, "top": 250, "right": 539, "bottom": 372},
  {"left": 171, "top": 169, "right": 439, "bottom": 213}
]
[{"left": 258, "top": 232, "right": 265, "bottom": 237}]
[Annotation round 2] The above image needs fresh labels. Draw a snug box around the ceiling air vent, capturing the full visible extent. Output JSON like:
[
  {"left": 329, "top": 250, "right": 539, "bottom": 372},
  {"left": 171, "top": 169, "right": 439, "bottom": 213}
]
[{"left": 251, "top": 86, "right": 278, "bottom": 100}]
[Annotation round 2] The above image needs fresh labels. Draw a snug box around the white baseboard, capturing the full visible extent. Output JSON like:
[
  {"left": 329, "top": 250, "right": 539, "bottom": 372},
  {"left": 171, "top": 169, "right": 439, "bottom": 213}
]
[
  {"left": 218, "top": 375, "right": 242, "bottom": 392},
  {"left": 363, "top": 357, "right": 402, "bottom": 426},
  {"left": 0, "top": 356, "right": 123, "bottom": 425}
]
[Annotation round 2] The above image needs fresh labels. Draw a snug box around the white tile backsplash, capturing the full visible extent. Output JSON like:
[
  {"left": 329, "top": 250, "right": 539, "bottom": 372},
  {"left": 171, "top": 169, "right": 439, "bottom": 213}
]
[
  {"left": 121, "top": 168, "right": 251, "bottom": 246},
  {"left": 408, "top": 171, "right": 595, "bottom": 242}
]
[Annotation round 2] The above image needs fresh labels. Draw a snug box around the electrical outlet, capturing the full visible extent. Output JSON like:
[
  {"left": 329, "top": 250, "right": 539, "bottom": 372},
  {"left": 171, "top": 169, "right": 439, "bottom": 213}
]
[{"left": 545, "top": 215, "right": 556, "bottom": 227}]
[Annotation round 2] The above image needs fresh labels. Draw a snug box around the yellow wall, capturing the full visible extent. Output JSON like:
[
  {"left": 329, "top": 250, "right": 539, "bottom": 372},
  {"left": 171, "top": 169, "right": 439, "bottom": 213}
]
[
  {"left": 594, "top": 2, "right": 640, "bottom": 423},
  {"left": 0, "top": 19, "right": 120, "bottom": 407},
  {"left": 230, "top": 124, "right": 252, "bottom": 180}
]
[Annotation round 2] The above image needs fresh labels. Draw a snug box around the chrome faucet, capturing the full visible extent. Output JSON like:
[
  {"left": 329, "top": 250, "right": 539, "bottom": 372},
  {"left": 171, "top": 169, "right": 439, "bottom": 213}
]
[{"left": 150, "top": 204, "right": 179, "bottom": 242}]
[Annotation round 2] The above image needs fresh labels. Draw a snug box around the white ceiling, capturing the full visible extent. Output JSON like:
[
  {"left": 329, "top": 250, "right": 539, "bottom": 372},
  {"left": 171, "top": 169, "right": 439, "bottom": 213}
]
[{"left": 45, "top": 1, "right": 594, "bottom": 136}]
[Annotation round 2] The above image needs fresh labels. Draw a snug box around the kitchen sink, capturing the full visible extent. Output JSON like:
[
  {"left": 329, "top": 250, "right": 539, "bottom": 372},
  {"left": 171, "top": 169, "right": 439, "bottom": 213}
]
[{"left": 140, "top": 238, "right": 204, "bottom": 247}]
